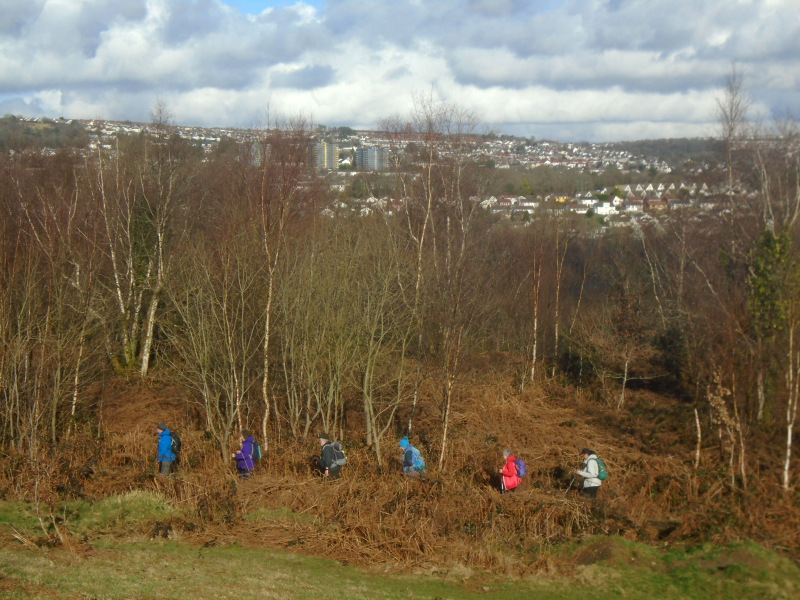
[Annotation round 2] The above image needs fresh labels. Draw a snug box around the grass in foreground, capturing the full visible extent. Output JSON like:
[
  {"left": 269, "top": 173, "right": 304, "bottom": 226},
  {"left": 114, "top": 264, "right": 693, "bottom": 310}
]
[{"left": 1, "top": 496, "right": 799, "bottom": 600}]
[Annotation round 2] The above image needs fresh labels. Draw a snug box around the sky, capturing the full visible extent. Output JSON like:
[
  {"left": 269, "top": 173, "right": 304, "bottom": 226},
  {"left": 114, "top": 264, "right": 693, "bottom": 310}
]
[{"left": 1, "top": 0, "right": 798, "bottom": 142}]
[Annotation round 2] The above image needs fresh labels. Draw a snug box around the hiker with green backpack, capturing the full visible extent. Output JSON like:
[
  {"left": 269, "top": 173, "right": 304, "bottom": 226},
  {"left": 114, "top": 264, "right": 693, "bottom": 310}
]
[{"left": 574, "top": 447, "right": 607, "bottom": 498}]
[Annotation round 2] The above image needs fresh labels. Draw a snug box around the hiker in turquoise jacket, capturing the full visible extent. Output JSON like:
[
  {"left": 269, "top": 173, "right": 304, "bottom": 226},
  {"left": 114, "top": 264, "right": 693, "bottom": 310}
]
[
  {"left": 156, "top": 423, "right": 175, "bottom": 476},
  {"left": 399, "top": 436, "right": 425, "bottom": 477}
]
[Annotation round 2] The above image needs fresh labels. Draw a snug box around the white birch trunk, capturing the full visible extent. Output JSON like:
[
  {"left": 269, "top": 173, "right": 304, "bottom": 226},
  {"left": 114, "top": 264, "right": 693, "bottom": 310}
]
[
  {"left": 139, "top": 286, "right": 160, "bottom": 378},
  {"left": 693, "top": 407, "right": 702, "bottom": 470},
  {"left": 261, "top": 273, "right": 275, "bottom": 447},
  {"left": 783, "top": 327, "right": 799, "bottom": 492},
  {"left": 617, "top": 355, "right": 629, "bottom": 410}
]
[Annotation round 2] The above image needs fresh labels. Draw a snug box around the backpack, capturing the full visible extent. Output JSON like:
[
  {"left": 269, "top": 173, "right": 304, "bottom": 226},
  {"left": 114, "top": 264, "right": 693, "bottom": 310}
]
[
  {"left": 331, "top": 441, "right": 348, "bottom": 467},
  {"left": 410, "top": 446, "right": 426, "bottom": 472},
  {"left": 515, "top": 457, "right": 527, "bottom": 478},
  {"left": 252, "top": 441, "right": 263, "bottom": 462},
  {"left": 593, "top": 457, "right": 608, "bottom": 480},
  {"left": 171, "top": 432, "right": 182, "bottom": 457}
]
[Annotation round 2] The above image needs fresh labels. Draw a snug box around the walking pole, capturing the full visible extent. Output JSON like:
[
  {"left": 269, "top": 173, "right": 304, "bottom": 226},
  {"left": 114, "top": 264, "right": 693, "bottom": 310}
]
[{"left": 564, "top": 477, "right": 575, "bottom": 497}]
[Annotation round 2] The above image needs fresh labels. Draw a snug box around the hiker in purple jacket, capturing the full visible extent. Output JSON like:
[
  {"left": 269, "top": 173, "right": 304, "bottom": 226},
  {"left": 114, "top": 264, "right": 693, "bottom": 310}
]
[{"left": 231, "top": 430, "right": 255, "bottom": 478}]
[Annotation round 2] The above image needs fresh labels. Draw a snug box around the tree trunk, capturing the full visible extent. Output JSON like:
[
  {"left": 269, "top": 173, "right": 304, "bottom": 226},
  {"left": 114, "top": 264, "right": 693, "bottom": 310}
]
[
  {"left": 784, "top": 327, "right": 799, "bottom": 492},
  {"left": 617, "top": 355, "right": 629, "bottom": 410},
  {"left": 530, "top": 279, "right": 540, "bottom": 385},
  {"left": 439, "top": 378, "right": 453, "bottom": 471},
  {"left": 139, "top": 286, "right": 160, "bottom": 378},
  {"left": 261, "top": 273, "right": 274, "bottom": 447},
  {"left": 693, "top": 407, "right": 702, "bottom": 470},
  {"left": 757, "top": 367, "right": 765, "bottom": 421}
]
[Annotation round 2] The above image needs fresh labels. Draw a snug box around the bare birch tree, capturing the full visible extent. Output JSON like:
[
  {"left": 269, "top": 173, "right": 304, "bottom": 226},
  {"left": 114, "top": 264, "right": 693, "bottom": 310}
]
[
  {"left": 91, "top": 101, "right": 197, "bottom": 378},
  {"left": 249, "top": 116, "right": 316, "bottom": 447},
  {"left": 353, "top": 220, "right": 414, "bottom": 464},
  {"left": 163, "top": 236, "right": 265, "bottom": 460}
]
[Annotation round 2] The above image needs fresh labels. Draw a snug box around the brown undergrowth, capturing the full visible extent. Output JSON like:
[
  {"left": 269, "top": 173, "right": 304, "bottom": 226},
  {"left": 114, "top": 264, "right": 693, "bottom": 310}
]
[{"left": 2, "top": 375, "right": 800, "bottom": 573}]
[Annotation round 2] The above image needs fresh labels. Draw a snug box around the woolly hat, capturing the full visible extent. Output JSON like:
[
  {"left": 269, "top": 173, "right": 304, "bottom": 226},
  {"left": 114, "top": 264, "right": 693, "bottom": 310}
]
[
  {"left": 399, "top": 436, "right": 409, "bottom": 449},
  {"left": 319, "top": 432, "right": 331, "bottom": 441},
  {"left": 580, "top": 447, "right": 593, "bottom": 456},
  {"left": 157, "top": 423, "right": 168, "bottom": 432}
]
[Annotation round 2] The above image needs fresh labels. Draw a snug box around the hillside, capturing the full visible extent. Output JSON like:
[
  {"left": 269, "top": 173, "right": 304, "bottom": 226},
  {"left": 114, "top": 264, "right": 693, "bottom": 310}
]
[
  {"left": 3, "top": 372, "right": 798, "bottom": 575},
  {"left": 0, "top": 114, "right": 89, "bottom": 151},
  {"left": 602, "top": 138, "right": 722, "bottom": 167}
]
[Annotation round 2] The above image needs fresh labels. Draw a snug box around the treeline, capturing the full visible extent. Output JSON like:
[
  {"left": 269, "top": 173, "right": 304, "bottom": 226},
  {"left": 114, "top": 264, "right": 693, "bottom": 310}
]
[
  {"left": 603, "top": 138, "right": 723, "bottom": 168},
  {"left": 1, "top": 98, "right": 798, "bottom": 493},
  {"left": 489, "top": 162, "right": 675, "bottom": 198}
]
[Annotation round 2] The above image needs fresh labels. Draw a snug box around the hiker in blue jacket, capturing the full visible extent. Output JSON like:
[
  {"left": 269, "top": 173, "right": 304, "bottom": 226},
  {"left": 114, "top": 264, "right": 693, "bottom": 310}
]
[
  {"left": 399, "top": 436, "right": 426, "bottom": 477},
  {"left": 231, "top": 430, "right": 256, "bottom": 478},
  {"left": 155, "top": 423, "right": 175, "bottom": 476}
]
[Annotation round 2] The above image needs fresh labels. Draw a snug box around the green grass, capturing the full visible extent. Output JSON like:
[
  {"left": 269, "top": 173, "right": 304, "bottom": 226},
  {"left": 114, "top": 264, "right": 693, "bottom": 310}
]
[
  {"left": 0, "top": 491, "right": 177, "bottom": 539},
  {"left": 0, "top": 500, "right": 42, "bottom": 533},
  {"left": 0, "top": 541, "right": 527, "bottom": 600},
  {"left": 242, "top": 506, "right": 316, "bottom": 525},
  {"left": 68, "top": 491, "right": 178, "bottom": 536},
  {"left": 1, "top": 499, "right": 799, "bottom": 600}
]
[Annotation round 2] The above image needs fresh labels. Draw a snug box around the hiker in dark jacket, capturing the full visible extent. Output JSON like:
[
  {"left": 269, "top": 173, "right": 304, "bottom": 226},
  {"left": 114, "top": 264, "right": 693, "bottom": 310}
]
[
  {"left": 155, "top": 423, "right": 175, "bottom": 476},
  {"left": 317, "top": 432, "right": 342, "bottom": 479},
  {"left": 231, "top": 430, "right": 255, "bottom": 478}
]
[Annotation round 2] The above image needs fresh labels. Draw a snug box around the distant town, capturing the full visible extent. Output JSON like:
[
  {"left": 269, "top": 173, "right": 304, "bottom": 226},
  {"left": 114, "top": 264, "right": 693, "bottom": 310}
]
[
  {"left": 2, "top": 114, "right": 764, "bottom": 229},
  {"left": 44, "top": 116, "right": 679, "bottom": 174}
]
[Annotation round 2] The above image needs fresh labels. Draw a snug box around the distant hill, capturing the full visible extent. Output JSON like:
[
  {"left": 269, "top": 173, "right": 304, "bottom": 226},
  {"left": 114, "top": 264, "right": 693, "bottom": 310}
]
[
  {"left": 602, "top": 138, "right": 722, "bottom": 166},
  {"left": 0, "top": 114, "right": 89, "bottom": 151},
  {"left": 1, "top": 113, "right": 723, "bottom": 172}
]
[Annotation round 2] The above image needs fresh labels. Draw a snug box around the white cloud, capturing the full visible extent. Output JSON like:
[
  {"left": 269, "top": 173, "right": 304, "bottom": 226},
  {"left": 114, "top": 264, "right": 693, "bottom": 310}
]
[{"left": 0, "top": 0, "right": 797, "bottom": 141}]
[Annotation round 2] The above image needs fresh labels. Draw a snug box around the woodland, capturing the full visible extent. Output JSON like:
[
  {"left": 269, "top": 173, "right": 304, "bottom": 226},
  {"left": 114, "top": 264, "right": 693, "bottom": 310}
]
[{"left": 1, "top": 84, "right": 800, "bottom": 576}]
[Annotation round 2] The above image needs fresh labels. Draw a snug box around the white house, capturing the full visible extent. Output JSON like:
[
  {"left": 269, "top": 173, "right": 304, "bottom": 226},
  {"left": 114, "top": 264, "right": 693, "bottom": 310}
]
[
  {"left": 568, "top": 203, "right": 589, "bottom": 215},
  {"left": 594, "top": 201, "right": 617, "bottom": 215}
]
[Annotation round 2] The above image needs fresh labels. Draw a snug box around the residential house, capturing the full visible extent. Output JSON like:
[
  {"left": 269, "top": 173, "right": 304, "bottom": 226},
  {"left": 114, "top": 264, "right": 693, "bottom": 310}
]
[
  {"left": 645, "top": 198, "right": 668, "bottom": 212},
  {"left": 623, "top": 198, "right": 644, "bottom": 213},
  {"left": 594, "top": 201, "right": 617, "bottom": 215}
]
